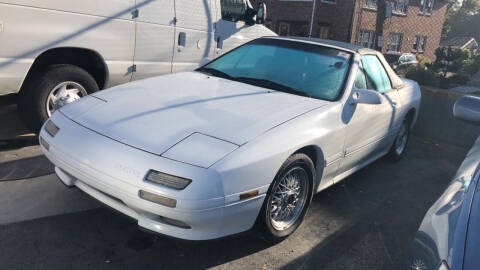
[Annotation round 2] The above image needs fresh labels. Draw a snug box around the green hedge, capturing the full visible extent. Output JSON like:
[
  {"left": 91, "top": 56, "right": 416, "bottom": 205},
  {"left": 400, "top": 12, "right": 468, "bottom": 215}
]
[{"left": 405, "top": 67, "right": 437, "bottom": 87}]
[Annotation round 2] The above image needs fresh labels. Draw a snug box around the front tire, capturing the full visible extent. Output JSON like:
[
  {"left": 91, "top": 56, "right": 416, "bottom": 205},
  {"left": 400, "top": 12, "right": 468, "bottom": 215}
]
[
  {"left": 19, "top": 64, "right": 99, "bottom": 132},
  {"left": 255, "top": 153, "right": 315, "bottom": 242}
]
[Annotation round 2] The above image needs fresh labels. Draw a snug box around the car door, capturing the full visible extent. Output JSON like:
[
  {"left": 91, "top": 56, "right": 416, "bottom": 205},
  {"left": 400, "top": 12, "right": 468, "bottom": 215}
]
[
  {"left": 171, "top": 0, "right": 215, "bottom": 73},
  {"left": 132, "top": 0, "right": 176, "bottom": 81},
  {"left": 337, "top": 55, "right": 400, "bottom": 178}
]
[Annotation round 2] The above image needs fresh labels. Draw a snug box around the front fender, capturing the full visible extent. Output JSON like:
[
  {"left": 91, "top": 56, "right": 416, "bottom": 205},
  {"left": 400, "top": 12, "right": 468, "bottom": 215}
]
[{"left": 211, "top": 102, "right": 345, "bottom": 197}]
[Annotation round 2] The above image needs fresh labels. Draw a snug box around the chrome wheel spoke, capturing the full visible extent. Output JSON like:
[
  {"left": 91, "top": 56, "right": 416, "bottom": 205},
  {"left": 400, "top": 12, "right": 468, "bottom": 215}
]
[{"left": 268, "top": 167, "right": 309, "bottom": 231}]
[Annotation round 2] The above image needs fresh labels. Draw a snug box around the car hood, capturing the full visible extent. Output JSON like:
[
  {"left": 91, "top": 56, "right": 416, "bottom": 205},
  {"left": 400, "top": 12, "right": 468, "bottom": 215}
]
[{"left": 60, "top": 72, "right": 327, "bottom": 156}]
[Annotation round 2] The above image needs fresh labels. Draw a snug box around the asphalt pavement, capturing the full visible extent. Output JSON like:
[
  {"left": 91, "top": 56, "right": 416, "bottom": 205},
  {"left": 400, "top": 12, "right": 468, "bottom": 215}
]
[{"left": 0, "top": 96, "right": 470, "bottom": 270}]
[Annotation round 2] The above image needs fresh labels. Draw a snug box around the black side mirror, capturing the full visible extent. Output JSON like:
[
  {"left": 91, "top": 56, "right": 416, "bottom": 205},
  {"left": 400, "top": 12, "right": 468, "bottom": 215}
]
[
  {"left": 245, "top": 7, "right": 256, "bottom": 25},
  {"left": 256, "top": 2, "right": 267, "bottom": 24}
]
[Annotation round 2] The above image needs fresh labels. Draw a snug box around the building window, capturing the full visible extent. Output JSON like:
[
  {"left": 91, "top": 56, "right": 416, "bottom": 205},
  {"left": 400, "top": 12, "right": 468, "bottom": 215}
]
[
  {"left": 393, "top": 0, "right": 409, "bottom": 14},
  {"left": 365, "top": 0, "right": 377, "bottom": 9},
  {"left": 413, "top": 35, "right": 427, "bottom": 52},
  {"left": 357, "top": 30, "right": 376, "bottom": 49},
  {"left": 318, "top": 25, "right": 330, "bottom": 39},
  {"left": 278, "top": 22, "right": 290, "bottom": 36},
  {"left": 420, "top": 0, "right": 434, "bottom": 15},
  {"left": 421, "top": 36, "right": 428, "bottom": 51},
  {"left": 413, "top": 35, "right": 420, "bottom": 51},
  {"left": 321, "top": 0, "right": 336, "bottom": 4},
  {"left": 387, "top": 33, "right": 403, "bottom": 52}
]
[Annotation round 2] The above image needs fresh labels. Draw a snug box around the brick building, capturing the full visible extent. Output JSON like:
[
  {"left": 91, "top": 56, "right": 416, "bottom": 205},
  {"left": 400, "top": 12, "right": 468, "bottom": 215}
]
[{"left": 252, "top": 0, "right": 449, "bottom": 60}]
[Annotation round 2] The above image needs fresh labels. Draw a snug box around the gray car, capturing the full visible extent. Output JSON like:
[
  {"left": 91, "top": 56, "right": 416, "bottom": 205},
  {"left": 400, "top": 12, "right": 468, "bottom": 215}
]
[{"left": 407, "top": 95, "right": 480, "bottom": 270}]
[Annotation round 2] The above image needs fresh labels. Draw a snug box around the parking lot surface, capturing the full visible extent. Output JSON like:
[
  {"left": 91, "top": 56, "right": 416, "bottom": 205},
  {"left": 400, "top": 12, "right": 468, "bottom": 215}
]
[{"left": 0, "top": 97, "right": 470, "bottom": 270}]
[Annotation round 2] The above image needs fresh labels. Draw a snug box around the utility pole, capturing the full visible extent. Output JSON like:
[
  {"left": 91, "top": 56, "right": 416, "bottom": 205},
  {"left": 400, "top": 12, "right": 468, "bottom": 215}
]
[
  {"left": 375, "top": 0, "right": 387, "bottom": 51},
  {"left": 309, "top": 0, "right": 317, "bottom": 37}
]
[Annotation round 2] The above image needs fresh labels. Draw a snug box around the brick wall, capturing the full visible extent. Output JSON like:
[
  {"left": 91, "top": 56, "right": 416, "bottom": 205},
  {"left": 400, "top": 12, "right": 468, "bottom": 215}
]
[
  {"left": 252, "top": 0, "right": 448, "bottom": 60},
  {"left": 353, "top": 0, "right": 449, "bottom": 60},
  {"left": 252, "top": 0, "right": 356, "bottom": 41}
]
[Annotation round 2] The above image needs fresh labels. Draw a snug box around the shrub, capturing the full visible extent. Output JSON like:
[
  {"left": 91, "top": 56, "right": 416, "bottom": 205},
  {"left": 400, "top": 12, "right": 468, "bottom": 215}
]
[
  {"left": 432, "top": 47, "right": 472, "bottom": 75},
  {"left": 416, "top": 55, "right": 431, "bottom": 69},
  {"left": 438, "top": 77, "right": 450, "bottom": 89},
  {"left": 463, "top": 57, "right": 480, "bottom": 76},
  {"left": 405, "top": 67, "right": 437, "bottom": 87},
  {"left": 449, "top": 74, "right": 470, "bottom": 85}
]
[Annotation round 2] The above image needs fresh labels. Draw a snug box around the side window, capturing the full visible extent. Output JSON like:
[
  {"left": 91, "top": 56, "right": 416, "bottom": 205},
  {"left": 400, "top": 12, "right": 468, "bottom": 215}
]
[
  {"left": 362, "top": 55, "right": 392, "bottom": 93},
  {"left": 354, "top": 62, "right": 367, "bottom": 89},
  {"left": 220, "top": 0, "right": 246, "bottom": 22}
]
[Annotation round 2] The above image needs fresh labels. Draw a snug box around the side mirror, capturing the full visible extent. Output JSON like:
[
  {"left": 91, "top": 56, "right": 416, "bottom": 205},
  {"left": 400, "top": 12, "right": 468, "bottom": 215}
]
[
  {"left": 350, "top": 89, "right": 382, "bottom": 105},
  {"left": 256, "top": 2, "right": 267, "bottom": 24},
  {"left": 245, "top": 7, "right": 256, "bottom": 26},
  {"left": 454, "top": 95, "right": 480, "bottom": 125}
]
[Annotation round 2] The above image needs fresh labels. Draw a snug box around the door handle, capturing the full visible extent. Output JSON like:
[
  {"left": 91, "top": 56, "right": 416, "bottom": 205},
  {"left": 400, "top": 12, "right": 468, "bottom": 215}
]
[
  {"left": 178, "top": 32, "right": 186, "bottom": 47},
  {"left": 216, "top": 37, "right": 223, "bottom": 49}
]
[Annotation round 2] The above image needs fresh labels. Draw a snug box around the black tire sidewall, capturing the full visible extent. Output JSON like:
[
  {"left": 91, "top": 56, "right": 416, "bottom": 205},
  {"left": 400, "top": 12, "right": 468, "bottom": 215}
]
[
  {"left": 256, "top": 153, "right": 315, "bottom": 242},
  {"left": 389, "top": 119, "right": 411, "bottom": 161},
  {"left": 19, "top": 64, "right": 99, "bottom": 132}
]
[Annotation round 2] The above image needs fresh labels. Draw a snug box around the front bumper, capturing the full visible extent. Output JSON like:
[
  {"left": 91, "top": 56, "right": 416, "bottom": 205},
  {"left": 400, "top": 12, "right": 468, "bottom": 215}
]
[{"left": 40, "top": 112, "right": 266, "bottom": 240}]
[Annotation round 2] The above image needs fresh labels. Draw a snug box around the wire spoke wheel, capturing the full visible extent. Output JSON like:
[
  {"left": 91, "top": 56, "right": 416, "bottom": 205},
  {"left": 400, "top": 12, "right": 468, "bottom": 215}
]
[{"left": 268, "top": 167, "right": 309, "bottom": 231}]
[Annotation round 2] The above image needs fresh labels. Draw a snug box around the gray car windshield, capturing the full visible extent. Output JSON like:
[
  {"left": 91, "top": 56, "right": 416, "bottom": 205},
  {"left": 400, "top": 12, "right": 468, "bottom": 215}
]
[{"left": 197, "top": 39, "right": 352, "bottom": 101}]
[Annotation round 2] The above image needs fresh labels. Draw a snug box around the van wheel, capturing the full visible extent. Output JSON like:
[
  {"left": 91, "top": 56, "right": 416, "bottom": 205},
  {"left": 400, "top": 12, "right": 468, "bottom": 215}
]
[
  {"left": 255, "top": 153, "right": 314, "bottom": 243},
  {"left": 19, "top": 65, "right": 99, "bottom": 132}
]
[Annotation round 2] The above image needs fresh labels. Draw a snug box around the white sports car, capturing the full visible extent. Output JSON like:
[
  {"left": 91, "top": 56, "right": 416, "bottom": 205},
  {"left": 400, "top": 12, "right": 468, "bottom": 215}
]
[{"left": 40, "top": 37, "right": 421, "bottom": 241}]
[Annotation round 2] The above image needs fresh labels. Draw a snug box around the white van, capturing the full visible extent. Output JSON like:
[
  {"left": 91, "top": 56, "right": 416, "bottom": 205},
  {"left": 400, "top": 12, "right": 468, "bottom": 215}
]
[{"left": 0, "top": 0, "right": 273, "bottom": 131}]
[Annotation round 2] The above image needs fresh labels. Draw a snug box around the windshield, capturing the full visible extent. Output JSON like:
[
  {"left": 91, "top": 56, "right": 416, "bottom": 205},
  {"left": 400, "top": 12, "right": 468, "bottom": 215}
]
[{"left": 197, "top": 39, "right": 352, "bottom": 101}]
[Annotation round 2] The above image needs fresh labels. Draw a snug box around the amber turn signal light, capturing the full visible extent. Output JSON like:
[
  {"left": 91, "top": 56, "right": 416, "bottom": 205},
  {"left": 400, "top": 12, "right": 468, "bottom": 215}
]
[{"left": 239, "top": 190, "right": 259, "bottom": 201}]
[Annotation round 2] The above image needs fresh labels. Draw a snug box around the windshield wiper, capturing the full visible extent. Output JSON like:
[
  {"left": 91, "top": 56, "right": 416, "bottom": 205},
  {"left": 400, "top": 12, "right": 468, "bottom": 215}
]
[
  {"left": 196, "top": 67, "right": 234, "bottom": 80},
  {"left": 233, "top": 77, "right": 311, "bottom": 98}
]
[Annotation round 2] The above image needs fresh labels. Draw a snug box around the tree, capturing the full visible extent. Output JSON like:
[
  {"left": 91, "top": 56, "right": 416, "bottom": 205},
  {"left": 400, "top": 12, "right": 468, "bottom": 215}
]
[
  {"left": 431, "top": 47, "right": 471, "bottom": 77},
  {"left": 443, "top": 0, "right": 480, "bottom": 40}
]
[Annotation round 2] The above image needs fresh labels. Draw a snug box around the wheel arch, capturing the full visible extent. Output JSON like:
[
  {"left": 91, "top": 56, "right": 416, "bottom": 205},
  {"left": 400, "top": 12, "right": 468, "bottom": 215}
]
[
  {"left": 405, "top": 107, "right": 416, "bottom": 129},
  {"left": 293, "top": 145, "right": 325, "bottom": 192},
  {"left": 20, "top": 47, "right": 109, "bottom": 93}
]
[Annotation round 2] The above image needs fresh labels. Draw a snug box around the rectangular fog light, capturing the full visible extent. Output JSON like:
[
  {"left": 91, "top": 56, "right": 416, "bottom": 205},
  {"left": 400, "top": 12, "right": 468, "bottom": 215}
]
[
  {"left": 157, "top": 216, "right": 191, "bottom": 229},
  {"left": 40, "top": 136, "right": 50, "bottom": 151},
  {"left": 45, "top": 120, "right": 59, "bottom": 137},
  {"left": 139, "top": 190, "right": 177, "bottom": 208},
  {"left": 145, "top": 170, "right": 191, "bottom": 190}
]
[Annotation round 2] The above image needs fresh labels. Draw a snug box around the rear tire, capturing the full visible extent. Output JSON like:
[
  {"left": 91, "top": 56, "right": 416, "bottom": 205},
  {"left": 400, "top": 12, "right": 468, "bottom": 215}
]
[
  {"left": 388, "top": 118, "right": 411, "bottom": 161},
  {"left": 19, "top": 64, "right": 99, "bottom": 132},
  {"left": 255, "top": 153, "right": 315, "bottom": 243}
]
